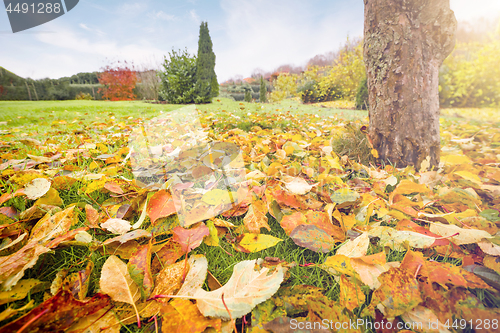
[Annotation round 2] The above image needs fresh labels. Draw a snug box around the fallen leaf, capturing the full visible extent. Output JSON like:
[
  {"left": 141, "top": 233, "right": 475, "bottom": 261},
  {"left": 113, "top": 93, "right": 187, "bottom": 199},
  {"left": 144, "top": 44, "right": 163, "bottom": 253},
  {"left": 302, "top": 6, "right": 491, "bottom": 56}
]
[
  {"left": 282, "top": 176, "right": 317, "bottom": 195},
  {"left": 24, "top": 178, "right": 51, "bottom": 200},
  {"left": 0, "top": 243, "right": 51, "bottom": 291},
  {"left": 0, "top": 300, "right": 35, "bottom": 323},
  {"left": 177, "top": 255, "right": 208, "bottom": 297},
  {"left": 429, "top": 222, "right": 493, "bottom": 245},
  {"left": 172, "top": 223, "right": 210, "bottom": 254},
  {"left": 0, "top": 290, "right": 110, "bottom": 333},
  {"left": 161, "top": 299, "right": 222, "bottom": 333},
  {"left": 147, "top": 190, "right": 177, "bottom": 225},
  {"left": 362, "top": 266, "right": 422, "bottom": 319},
  {"left": 66, "top": 307, "right": 120, "bottom": 333},
  {"left": 30, "top": 205, "right": 77, "bottom": 245},
  {"left": 339, "top": 275, "right": 365, "bottom": 311},
  {"left": 290, "top": 224, "right": 335, "bottom": 253},
  {"left": 336, "top": 233, "right": 369, "bottom": 258},
  {"left": 99, "top": 255, "right": 141, "bottom": 327},
  {"left": 189, "top": 259, "right": 285, "bottom": 320},
  {"left": 101, "top": 218, "right": 132, "bottom": 235},
  {"left": 235, "top": 233, "right": 283, "bottom": 253},
  {"left": 128, "top": 239, "right": 154, "bottom": 300},
  {"left": 400, "top": 306, "right": 451, "bottom": 333},
  {"left": 243, "top": 200, "right": 270, "bottom": 233},
  {"left": 0, "top": 279, "right": 47, "bottom": 305}
]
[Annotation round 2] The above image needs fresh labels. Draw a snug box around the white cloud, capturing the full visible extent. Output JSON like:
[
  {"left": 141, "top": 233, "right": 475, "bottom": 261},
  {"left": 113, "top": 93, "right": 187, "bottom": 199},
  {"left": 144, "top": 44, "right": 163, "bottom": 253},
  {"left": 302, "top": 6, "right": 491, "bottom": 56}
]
[
  {"left": 190, "top": 9, "right": 200, "bottom": 23},
  {"left": 119, "top": 2, "right": 146, "bottom": 14},
  {"left": 153, "top": 10, "right": 176, "bottom": 21},
  {"left": 216, "top": 0, "right": 362, "bottom": 81},
  {"left": 79, "top": 23, "right": 105, "bottom": 36},
  {"left": 79, "top": 23, "right": 91, "bottom": 31}
]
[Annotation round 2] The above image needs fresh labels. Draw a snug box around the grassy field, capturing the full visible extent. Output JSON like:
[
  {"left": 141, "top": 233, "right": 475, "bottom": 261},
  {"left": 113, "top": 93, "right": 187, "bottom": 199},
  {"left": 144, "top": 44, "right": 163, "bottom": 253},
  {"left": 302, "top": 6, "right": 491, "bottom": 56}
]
[{"left": 0, "top": 98, "right": 499, "bottom": 332}]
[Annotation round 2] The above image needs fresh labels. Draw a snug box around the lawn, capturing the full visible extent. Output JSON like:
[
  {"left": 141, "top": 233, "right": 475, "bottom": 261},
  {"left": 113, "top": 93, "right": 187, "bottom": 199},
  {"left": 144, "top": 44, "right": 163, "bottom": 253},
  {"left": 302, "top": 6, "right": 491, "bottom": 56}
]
[{"left": 0, "top": 99, "right": 499, "bottom": 332}]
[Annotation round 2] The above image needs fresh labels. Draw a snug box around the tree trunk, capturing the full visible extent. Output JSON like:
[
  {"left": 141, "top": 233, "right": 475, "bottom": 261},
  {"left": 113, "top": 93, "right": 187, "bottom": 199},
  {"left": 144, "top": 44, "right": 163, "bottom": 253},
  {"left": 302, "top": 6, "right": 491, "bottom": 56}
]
[{"left": 364, "top": 0, "right": 456, "bottom": 169}]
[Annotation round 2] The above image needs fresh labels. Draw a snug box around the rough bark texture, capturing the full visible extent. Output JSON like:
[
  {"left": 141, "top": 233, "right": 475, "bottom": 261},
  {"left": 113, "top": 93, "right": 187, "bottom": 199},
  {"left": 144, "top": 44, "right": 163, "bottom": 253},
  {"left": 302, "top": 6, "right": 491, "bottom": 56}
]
[{"left": 364, "top": 0, "right": 456, "bottom": 169}]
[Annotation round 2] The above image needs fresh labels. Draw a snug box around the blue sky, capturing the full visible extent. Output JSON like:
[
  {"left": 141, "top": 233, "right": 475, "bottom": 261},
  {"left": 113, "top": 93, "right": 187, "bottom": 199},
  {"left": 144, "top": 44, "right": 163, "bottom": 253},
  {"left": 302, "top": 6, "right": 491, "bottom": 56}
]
[{"left": 1, "top": 0, "right": 499, "bottom": 82}]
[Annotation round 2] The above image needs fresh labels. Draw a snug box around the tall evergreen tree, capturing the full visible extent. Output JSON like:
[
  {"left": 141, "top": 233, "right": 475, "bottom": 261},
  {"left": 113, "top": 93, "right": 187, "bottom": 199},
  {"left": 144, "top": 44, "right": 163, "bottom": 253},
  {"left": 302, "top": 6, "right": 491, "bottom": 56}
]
[
  {"left": 259, "top": 76, "right": 267, "bottom": 102},
  {"left": 195, "top": 22, "right": 218, "bottom": 103}
]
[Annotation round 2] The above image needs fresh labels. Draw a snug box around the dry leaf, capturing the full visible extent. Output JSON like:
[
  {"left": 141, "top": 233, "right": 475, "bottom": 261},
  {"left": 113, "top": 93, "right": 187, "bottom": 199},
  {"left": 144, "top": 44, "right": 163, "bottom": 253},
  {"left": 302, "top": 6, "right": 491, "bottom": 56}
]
[
  {"left": 101, "top": 218, "right": 132, "bottom": 235},
  {"left": 24, "top": 178, "right": 51, "bottom": 200},
  {"left": 99, "top": 255, "right": 141, "bottom": 327},
  {"left": 336, "top": 233, "right": 369, "bottom": 258},
  {"left": 282, "top": 176, "right": 317, "bottom": 195},
  {"left": 429, "top": 222, "right": 493, "bottom": 245},
  {"left": 243, "top": 200, "right": 270, "bottom": 233},
  {"left": 190, "top": 259, "right": 285, "bottom": 320}
]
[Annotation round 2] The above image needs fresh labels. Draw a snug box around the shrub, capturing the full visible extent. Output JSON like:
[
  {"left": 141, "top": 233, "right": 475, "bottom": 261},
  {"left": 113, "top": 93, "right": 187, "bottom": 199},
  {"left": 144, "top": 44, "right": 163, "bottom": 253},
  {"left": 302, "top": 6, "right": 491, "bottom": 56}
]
[
  {"left": 355, "top": 77, "right": 369, "bottom": 110},
  {"left": 244, "top": 89, "right": 252, "bottom": 102},
  {"left": 317, "top": 40, "right": 365, "bottom": 101},
  {"left": 439, "top": 40, "right": 500, "bottom": 107},
  {"left": 75, "top": 92, "right": 93, "bottom": 100},
  {"left": 159, "top": 49, "right": 197, "bottom": 104}
]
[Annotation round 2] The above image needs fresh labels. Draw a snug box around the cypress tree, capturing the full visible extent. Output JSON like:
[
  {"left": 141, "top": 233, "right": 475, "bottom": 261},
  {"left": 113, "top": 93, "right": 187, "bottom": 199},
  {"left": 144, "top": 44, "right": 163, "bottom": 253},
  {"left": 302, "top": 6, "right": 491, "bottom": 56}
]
[
  {"left": 195, "top": 22, "right": 218, "bottom": 103},
  {"left": 259, "top": 76, "right": 267, "bottom": 102}
]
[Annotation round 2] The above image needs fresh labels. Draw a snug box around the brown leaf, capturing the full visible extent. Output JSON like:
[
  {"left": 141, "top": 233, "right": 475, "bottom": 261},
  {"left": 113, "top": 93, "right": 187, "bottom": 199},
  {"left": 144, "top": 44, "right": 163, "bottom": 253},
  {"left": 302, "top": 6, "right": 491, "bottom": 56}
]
[
  {"left": 151, "top": 240, "right": 184, "bottom": 274},
  {"left": 0, "top": 290, "right": 110, "bottom": 333},
  {"left": 290, "top": 224, "right": 335, "bottom": 253},
  {"left": 85, "top": 204, "right": 100, "bottom": 228}
]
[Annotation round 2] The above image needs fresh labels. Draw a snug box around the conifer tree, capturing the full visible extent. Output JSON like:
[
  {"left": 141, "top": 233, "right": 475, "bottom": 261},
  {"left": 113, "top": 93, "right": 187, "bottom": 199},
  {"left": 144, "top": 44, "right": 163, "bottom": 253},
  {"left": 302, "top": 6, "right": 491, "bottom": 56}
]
[
  {"left": 259, "top": 76, "right": 267, "bottom": 102},
  {"left": 195, "top": 22, "right": 218, "bottom": 103}
]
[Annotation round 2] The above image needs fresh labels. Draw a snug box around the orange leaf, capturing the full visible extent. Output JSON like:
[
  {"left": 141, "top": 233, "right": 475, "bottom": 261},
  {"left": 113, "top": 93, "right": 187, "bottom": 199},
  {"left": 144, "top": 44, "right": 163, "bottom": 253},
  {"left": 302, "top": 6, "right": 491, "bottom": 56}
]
[
  {"left": 243, "top": 200, "right": 270, "bottom": 233},
  {"left": 147, "top": 190, "right": 177, "bottom": 225}
]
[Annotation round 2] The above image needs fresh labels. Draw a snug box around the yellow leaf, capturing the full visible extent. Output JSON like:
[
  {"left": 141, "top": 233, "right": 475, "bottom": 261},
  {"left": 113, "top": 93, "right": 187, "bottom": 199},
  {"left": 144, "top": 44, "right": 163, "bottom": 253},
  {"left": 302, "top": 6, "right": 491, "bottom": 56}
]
[
  {"left": 202, "top": 189, "right": 236, "bottom": 206},
  {"left": 441, "top": 154, "right": 472, "bottom": 165},
  {"left": 237, "top": 233, "right": 282, "bottom": 252},
  {"left": 34, "top": 188, "right": 63, "bottom": 207},
  {"left": 371, "top": 149, "right": 379, "bottom": 158},
  {"left": 100, "top": 255, "right": 141, "bottom": 326},
  {"left": 204, "top": 219, "right": 219, "bottom": 247},
  {"left": 339, "top": 275, "right": 365, "bottom": 311},
  {"left": 455, "top": 170, "right": 482, "bottom": 185},
  {"left": 0, "top": 279, "right": 46, "bottom": 305}
]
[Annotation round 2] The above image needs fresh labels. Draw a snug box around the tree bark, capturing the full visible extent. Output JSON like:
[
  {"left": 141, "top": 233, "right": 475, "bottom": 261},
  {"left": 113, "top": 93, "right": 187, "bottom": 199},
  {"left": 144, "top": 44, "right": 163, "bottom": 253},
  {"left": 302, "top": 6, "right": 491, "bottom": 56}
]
[{"left": 364, "top": 0, "right": 456, "bottom": 169}]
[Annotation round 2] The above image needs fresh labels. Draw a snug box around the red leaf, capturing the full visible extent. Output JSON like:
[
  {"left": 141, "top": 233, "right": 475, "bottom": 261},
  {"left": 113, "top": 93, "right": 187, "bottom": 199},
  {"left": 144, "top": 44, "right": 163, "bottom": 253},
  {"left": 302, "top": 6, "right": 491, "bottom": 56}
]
[
  {"left": 172, "top": 223, "right": 210, "bottom": 253},
  {"left": 0, "top": 290, "right": 110, "bottom": 332}
]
